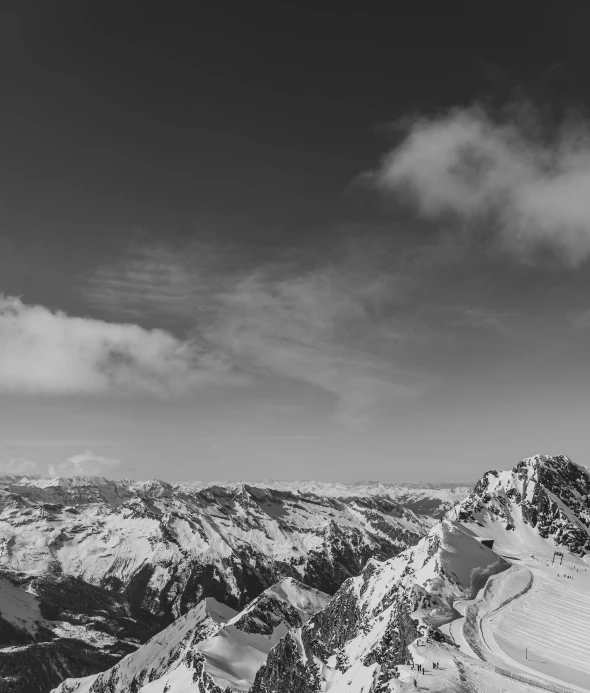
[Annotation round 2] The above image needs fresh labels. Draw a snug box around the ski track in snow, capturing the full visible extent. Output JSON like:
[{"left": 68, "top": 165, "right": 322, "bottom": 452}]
[{"left": 444, "top": 544, "right": 590, "bottom": 692}]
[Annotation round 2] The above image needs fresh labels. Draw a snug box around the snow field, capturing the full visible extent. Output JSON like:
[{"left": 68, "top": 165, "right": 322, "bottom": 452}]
[{"left": 492, "top": 579, "right": 590, "bottom": 675}]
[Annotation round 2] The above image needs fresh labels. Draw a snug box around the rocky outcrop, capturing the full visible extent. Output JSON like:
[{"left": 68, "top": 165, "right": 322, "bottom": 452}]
[
  {"left": 453, "top": 454, "right": 590, "bottom": 554},
  {"left": 53, "top": 578, "right": 330, "bottom": 693},
  {"left": 0, "top": 476, "right": 430, "bottom": 693},
  {"left": 251, "top": 520, "right": 508, "bottom": 692},
  {"left": 0, "top": 570, "right": 159, "bottom": 693},
  {"left": 0, "top": 478, "right": 429, "bottom": 620}
]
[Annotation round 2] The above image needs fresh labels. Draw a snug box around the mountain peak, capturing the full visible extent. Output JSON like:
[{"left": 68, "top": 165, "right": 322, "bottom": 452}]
[{"left": 454, "top": 454, "right": 590, "bottom": 555}]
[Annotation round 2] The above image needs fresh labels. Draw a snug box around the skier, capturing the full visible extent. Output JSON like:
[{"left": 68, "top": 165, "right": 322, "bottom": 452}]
[{"left": 414, "top": 679, "right": 417, "bottom": 687}]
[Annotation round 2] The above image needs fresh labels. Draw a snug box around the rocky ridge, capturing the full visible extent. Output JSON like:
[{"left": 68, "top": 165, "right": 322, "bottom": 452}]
[
  {"left": 0, "top": 476, "right": 431, "bottom": 693},
  {"left": 53, "top": 578, "right": 330, "bottom": 693},
  {"left": 251, "top": 520, "right": 508, "bottom": 692},
  {"left": 0, "top": 569, "right": 159, "bottom": 693},
  {"left": 451, "top": 453, "right": 590, "bottom": 554},
  {"left": 44, "top": 454, "right": 590, "bottom": 693},
  {"left": 0, "top": 477, "right": 431, "bottom": 619}
]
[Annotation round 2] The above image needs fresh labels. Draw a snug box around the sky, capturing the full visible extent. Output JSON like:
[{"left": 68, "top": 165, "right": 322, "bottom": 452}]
[{"left": 2, "top": 2, "right": 590, "bottom": 482}]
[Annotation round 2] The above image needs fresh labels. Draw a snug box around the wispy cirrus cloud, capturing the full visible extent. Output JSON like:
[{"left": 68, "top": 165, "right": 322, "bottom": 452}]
[
  {"left": 209, "top": 263, "right": 425, "bottom": 427},
  {"left": 83, "top": 242, "right": 204, "bottom": 320},
  {"left": 80, "top": 234, "right": 430, "bottom": 426},
  {"left": 0, "top": 294, "right": 240, "bottom": 395},
  {"left": 373, "top": 102, "right": 590, "bottom": 265}
]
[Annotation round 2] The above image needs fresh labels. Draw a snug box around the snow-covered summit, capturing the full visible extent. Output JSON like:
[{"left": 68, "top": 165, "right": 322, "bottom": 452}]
[
  {"left": 53, "top": 577, "right": 330, "bottom": 693},
  {"left": 452, "top": 453, "right": 590, "bottom": 555},
  {"left": 252, "top": 519, "right": 509, "bottom": 692},
  {"left": 178, "top": 479, "right": 472, "bottom": 518},
  {"left": 0, "top": 477, "right": 428, "bottom": 618},
  {"left": 249, "top": 456, "right": 590, "bottom": 692}
]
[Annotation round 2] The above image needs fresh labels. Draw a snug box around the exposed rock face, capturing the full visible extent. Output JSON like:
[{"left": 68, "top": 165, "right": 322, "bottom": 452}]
[
  {"left": 0, "top": 476, "right": 429, "bottom": 693},
  {"left": 250, "top": 455, "right": 590, "bottom": 692},
  {"left": 21, "top": 457, "right": 590, "bottom": 693},
  {"left": 0, "top": 570, "right": 159, "bottom": 693},
  {"left": 181, "top": 480, "right": 473, "bottom": 520},
  {"left": 451, "top": 454, "right": 590, "bottom": 554},
  {"left": 0, "top": 478, "right": 429, "bottom": 620},
  {"left": 251, "top": 521, "right": 508, "bottom": 692},
  {"left": 53, "top": 578, "right": 330, "bottom": 693}
]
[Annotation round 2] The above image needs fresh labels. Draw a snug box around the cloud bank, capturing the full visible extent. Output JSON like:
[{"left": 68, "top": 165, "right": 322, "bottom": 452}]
[
  {"left": 375, "top": 104, "right": 590, "bottom": 264},
  {"left": 0, "top": 458, "right": 38, "bottom": 475},
  {"left": 0, "top": 294, "right": 237, "bottom": 395}
]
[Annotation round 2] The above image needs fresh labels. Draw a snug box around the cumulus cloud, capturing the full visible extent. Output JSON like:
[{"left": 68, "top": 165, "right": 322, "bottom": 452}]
[
  {"left": 0, "top": 458, "right": 38, "bottom": 475},
  {"left": 48, "top": 451, "right": 120, "bottom": 477},
  {"left": 374, "top": 104, "right": 590, "bottom": 264},
  {"left": 0, "top": 294, "right": 239, "bottom": 395}
]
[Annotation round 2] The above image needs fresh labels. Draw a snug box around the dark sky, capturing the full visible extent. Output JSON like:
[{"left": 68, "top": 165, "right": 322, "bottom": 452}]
[
  {"left": 4, "top": 3, "right": 590, "bottom": 482},
  {"left": 0, "top": 2, "right": 581, "bottom": 245}
]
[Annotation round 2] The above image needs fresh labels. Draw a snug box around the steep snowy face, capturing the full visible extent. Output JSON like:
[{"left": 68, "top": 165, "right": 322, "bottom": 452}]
[
  {"left": 52, "top": 597, "right": 237, "bottom": 693},
  {"left": 0, "top": 479, "right": 429, "bottom": 621},
  {"left": 452, "top": 454, "right": 590, "bottom": 555},
  {"left": 251, "top": 521, "right": 509, "bottom": 692},
  {"left": 53, "top": 578, "right": 330, "bottom": 693},
  {"left": 0, "top": 569, "right": 159, "bottom": 693}
]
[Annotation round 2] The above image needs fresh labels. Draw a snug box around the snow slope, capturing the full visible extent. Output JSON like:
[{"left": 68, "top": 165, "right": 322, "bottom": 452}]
[
  {"left": 0, "top": 569, "right": 159, "bottom": 693},
  {"left": 251, "top": 519, "right": 509, "bottom": 692},
  {"left": 249, "top": 454, "right": 590, "bottom": 692},
  {"left": 0, "top": 476, "right": 429, "bottom": 693},
  {"left": 0, "top": 477, "right": 431, "bottom": 693},
  {"left": 490, "top": 564, "right": 590, "bottom": 690},
  {"left": 0, "top": 477, "right": 429, "bottom": 618},
  {"left": 451, "top": 454, "right": 590, "bottom": 555},
  {"left": 53, "top": 578, "right": 330, "bottom": 693},
  {"left": 179, "top": 480, "right": 472, "bottom": 519}
]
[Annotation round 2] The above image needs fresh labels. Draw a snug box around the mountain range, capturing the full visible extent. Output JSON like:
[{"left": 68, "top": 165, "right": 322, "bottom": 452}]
[
  {"left": 3, "top": 456, "right": 590, "bottom": 692},
  {"left": 0, "top": 476, "right": 457, "bottom": 692}
]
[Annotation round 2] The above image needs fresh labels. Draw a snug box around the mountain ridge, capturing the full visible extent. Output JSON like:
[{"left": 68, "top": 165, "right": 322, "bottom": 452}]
[{"left": 0, "top": 476, "right": 433, "bottom": 693}]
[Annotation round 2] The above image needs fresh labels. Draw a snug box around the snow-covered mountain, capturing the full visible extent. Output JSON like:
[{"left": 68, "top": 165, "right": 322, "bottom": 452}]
[
  {"left": 247, "top": 454, "right": 590, "bottom": 692},
  {"left": 180, "top": 480, "right": 472, "bottom": 519},
  {"left": 0, "top": 476, "right": 429, "bottom": 693},
  {"left": 251, "top": 519, "right": 509, "bottom": 692},
  {"left": 451, "top": 453, "right": 590, "bottom": 555},
  {"left": 0, "top": 476, "right": 430, "bottom": 618},
  {"left": 0, "top": 569, "right": 159, "bottom": 693},
  {"left": 12, "top": 456, "right": 590, "bottom": 693},
  {"left": 53, "top": 578, "right": 330, "bottom": 693}
]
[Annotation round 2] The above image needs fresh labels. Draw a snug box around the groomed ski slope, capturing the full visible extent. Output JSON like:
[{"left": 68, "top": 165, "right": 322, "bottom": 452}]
[{"left": 446, "top": 544, "right": 590, "bottom": 692}]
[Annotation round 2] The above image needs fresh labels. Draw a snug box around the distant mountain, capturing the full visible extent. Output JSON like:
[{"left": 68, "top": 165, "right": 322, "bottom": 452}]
[
  {"left": 180, "top": 479, "right": 473, "bottom": 519},
  {"left": 53, "top": 578, "right": 330, "bottom": 693},
  {"left": 0, "top": 476, "right": 430, "bottom": 693},
  {"left": 0, "top": 476, "right": 430, "bottom": 617},
  {"left": 451, "top": 453, "right": 590, "bottom": 555},
  {"left": 0, "top": 569, "right": 159, "bottom": 693}
]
